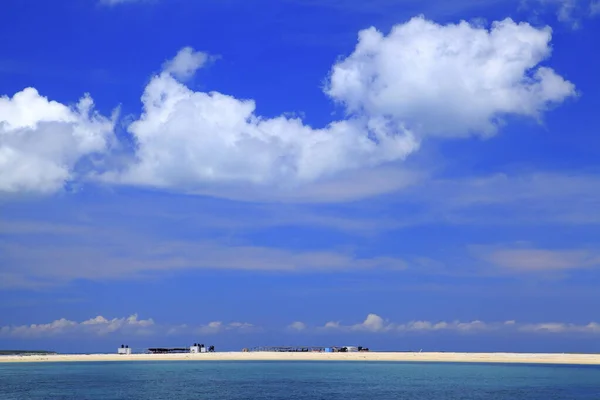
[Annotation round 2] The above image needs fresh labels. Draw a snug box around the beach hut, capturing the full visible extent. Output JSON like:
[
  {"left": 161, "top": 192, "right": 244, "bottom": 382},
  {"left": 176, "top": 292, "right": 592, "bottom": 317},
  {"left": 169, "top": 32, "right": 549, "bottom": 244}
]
[
  {"left": 117, "top": 344, "right": 131, "bottom": 355},
  {"left": 190, "top": 343, "right": 201, "bottom": 353}
]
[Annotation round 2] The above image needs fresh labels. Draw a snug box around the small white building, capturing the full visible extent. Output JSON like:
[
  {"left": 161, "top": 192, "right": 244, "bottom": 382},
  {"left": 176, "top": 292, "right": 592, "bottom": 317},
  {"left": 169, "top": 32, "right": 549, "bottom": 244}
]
[
  {"left": 117, "top": 346, "right": 132, "bottom": 355},
  {"left": 191, "top": 344, "right": 208, "bottom": 353},
  {"left": 345, "top": 346, "right": 359, "bottom": 352}
]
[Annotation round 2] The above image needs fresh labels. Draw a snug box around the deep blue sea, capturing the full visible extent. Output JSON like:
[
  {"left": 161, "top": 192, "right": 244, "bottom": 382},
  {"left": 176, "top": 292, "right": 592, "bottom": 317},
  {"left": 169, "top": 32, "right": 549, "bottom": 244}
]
[{"left": 1, "top": 361, "right": 600, "bottom": 399}]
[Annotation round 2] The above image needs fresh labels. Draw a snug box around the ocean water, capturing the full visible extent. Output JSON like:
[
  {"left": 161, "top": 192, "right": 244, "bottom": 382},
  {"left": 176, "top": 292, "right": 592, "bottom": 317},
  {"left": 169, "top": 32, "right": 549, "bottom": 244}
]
[{"left": 1, "top": 361, "right": 600, "bottom": 399}]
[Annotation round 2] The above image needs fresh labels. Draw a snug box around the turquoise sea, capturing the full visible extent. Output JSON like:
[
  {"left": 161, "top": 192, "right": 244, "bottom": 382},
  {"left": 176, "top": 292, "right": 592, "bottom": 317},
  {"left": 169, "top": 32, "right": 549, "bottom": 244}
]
[{"left": 1, "top": 361, "right": 600, "bottom": 399}]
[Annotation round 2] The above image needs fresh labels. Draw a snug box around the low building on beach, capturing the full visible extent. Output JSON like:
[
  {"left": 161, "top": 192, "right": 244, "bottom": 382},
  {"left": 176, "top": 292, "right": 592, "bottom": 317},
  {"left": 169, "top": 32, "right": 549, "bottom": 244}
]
[
  {"left": 247, "top": 346, "right": 369, "bottom": 353},
  {"left": 190, "top": 343, "right": 212, "bottom": 353},
  {"left": 116, "top": 343, "right": 216, "bottom": 355},
  {"left": 147, "top": 347, "right": 189, "bottom": 354}
]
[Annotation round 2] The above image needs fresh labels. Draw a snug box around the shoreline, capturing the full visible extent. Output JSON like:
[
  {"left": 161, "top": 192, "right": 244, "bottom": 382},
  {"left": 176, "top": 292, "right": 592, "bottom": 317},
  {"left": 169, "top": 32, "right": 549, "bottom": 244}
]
[{"left": 1, "top": 352, "right": 600, "bottom": 365}]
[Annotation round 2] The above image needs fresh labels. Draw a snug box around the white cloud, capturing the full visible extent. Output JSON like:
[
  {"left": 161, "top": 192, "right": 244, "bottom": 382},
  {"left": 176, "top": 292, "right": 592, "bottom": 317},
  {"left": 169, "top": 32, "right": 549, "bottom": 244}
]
[
  {"left": 353, "top": 313, "right": 389, "bottom": 332},
  {"left": 522, "top": 0, "right": 600, "bottom": 28},
  {"left": 399, "top": 320, "right": 491, "bottom": 332},
  {"left": 197, "top": 321, "right": 257, "bottom": 334},
  {"left": 0, "top": 17, "right": 576, "bottom": 199},
  {"left": 312, "top": 314, "right": 600, "bottom": 335},
  {"left": 162, "top": 47, "right": 210, "bottom": 81},
  {"left": 0, "top": 88, "right": 115, "bottom": 194},
  {"left": 554, "top": 0, "right": 579, "bottom": 26},
  {"left": 110, "top": 68, "right": 418, "bottom": 191},
  {"left": 519, "top": 322, "right": 600, "bottom": 333},
  {"left": 4, "top": 314, "right": 600, "bottom": 339},
  {"left": 471, "top": 245, "right": 600, "bottom": 272},
  {"left": 99, "top": 0, "right": 148, "bottom": 5},
  {"left": 0, "top": 314, "right": 155, "bottom": 338},
  {"left": 327, "top": 17, "right": 575, "bottom": 138},
  {"left": 106, "top": 17, "right": 574, "bottom": 196},
  {"left": 288, "top": 321, "right": 307, "bottom": 331},
  {"left": 321, "top": 314, "right": 489, "bottom": 333},
  {"left": 0, "top": 314, "right": 256, "bottom": 338}
]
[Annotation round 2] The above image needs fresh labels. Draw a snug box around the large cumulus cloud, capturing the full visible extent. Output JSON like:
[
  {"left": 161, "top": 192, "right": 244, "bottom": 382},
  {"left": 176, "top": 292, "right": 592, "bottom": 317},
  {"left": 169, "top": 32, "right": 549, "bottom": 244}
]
[
  {"left": 1, "top": 17, "right": 576, "bottom": 196},
  {"left": 0, "top": 89, "right": 114, "bottom": 193}
]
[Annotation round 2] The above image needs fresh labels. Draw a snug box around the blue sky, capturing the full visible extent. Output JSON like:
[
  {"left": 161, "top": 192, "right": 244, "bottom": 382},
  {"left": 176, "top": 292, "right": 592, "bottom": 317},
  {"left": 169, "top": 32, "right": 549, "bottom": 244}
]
[{"left": 1, "top": 0, "right": 600, "bottom": 353}]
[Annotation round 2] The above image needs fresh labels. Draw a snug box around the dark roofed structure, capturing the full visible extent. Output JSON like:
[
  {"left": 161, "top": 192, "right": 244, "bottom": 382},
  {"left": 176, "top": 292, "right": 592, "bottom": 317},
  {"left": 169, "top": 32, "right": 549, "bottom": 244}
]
[{"left": 147, "top": 347, "right": 190, "bottom": 354}]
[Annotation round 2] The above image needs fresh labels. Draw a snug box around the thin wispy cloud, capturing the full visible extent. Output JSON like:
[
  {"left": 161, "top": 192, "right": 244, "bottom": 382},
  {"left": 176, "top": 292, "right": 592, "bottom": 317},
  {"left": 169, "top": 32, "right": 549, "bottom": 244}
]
[
  {"left": 98, "top": 0, "right": 150, "bottom": 6},
  {"left": 471, "top": 245, "right": 600, "bottom": 273},
  {"left": 0, "top": 231, "right": 409, "bottom": 288},
  {"left": 3, "top": 169, "right": 600, "bottom": 289},
  {"left": 521, "top": 0, "right": 600, "bottom": 28}
]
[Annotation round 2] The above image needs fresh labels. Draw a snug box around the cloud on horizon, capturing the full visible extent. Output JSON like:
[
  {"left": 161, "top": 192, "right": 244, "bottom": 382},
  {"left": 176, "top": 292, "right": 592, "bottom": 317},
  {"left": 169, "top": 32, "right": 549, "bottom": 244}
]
[
  {"left": 0, "top": 314, "right": 256, "bottom": 338},
  {"left": 314, "top": 314, "right": 600, "bottom": 335},
  {"left": 3, "top": 313, "right": 600, "bottom": 339},
  {"left": 0, "top": 314, "right": 155, "bottom": 338}
]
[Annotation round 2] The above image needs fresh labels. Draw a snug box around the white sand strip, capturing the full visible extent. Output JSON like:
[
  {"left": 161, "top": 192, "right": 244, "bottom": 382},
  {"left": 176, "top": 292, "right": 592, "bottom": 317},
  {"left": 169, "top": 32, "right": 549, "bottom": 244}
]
[{"left": 1, "top": 352, "right": 600, "bottom": 365}]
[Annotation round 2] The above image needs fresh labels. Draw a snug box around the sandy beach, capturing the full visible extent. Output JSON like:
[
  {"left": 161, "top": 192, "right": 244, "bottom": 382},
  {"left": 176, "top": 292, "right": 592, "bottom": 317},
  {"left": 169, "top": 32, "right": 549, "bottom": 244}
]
[{"left": 1, "top": 351, "right": 600, "bottom": 365}]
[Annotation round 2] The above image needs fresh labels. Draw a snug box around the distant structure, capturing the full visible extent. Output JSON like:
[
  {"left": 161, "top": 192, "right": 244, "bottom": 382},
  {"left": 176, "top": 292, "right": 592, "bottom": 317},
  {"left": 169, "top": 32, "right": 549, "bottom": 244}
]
[
  {"left": 336, "top": 346, "right": 368, "bottom": 353},
  {"left": 147, "top": 343, "right": 215, "bottom": 354},
  {"left": 190, "top": 343, "right": 208, "bottom": 353},
  {"left": 248, "top": 346, "right": 368, "bottom": 353},
  {"left": 117, "top": 342, "right": 216, "bottom": 355},
  {"left": 0, "top": 350, "right": 57, "bottom": 356},
  {"left": 147, "top": 347, "right": 189, "bottom": 354}
]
